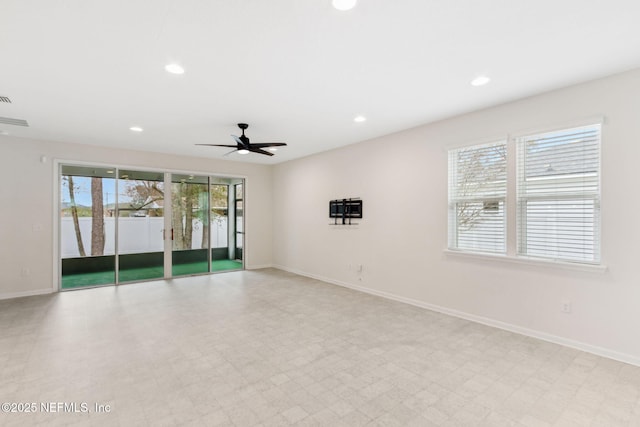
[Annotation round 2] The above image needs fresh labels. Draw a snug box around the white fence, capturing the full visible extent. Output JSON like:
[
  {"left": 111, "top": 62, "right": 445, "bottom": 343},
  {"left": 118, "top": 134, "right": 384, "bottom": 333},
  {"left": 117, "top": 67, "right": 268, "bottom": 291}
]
[{"left": 61, "top": 217, "right": 228, "bottom": 258}]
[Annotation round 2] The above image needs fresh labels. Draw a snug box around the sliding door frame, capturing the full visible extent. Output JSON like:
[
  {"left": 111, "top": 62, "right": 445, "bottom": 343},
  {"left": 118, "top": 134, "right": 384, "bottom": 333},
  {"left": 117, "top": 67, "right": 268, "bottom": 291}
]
[{"left": 54, "top": 159, "right": 248, "bottom": 291}]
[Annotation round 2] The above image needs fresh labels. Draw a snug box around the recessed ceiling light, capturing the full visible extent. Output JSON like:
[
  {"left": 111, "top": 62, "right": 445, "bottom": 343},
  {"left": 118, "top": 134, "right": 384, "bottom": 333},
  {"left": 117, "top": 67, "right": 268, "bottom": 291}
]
[
  {"left": 237, "top": 149, "right": 250, "bottom": 155},
  {"left": 165, "top": 63, "right": 185, "bottom": 75},
  {"left": 332, "top": 0, "right": 357, "bottom": 11},
  {"left": 471, "top": 75, "right": 491, "bottom": 87},
  {"left": 354, "top": 115, "right": 367, "bottom": 123},
  {"left": 130, "top": 126, "right": 144, "bottom": 132},
  {"left": 106, "top": 170, "right": 114, "bottom": 174},
  {"left": 268, "top": 147, "right": 278, "bottom": 152}
]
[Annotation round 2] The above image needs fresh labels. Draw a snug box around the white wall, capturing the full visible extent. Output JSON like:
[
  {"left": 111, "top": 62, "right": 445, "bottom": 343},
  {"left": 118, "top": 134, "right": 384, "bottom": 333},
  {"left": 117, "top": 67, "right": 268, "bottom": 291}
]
[
  {"left": 0, "top": 137, "right": 272, "bottom": 299},
  {"left": 272, "top": 68, "right": 640, "bottom": 365}
]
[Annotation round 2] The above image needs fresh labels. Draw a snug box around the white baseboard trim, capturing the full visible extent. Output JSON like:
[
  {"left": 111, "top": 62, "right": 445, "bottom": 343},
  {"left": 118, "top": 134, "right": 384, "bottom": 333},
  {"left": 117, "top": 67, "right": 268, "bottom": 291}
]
[
  {"left": 246, "top": 264, "right": 273, "bottom": 270},
  {"left": 272, "top": 264, "right": 640, "bottom": 368},
  {"left": 0, "top": 288, "right": 54, "bottom": 301}
]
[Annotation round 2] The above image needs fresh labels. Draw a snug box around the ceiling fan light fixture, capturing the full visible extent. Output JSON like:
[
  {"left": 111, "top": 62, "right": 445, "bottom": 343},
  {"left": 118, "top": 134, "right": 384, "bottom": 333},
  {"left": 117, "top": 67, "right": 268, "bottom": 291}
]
[
  {"left": 332, "top": 0, "right": 357, "bottom": 11},
  {"left": 237, "top": 149, "right": 250, "bottom": 155},
  {"left": 165, "top": 63, "right": 185, "bottom": 75}
]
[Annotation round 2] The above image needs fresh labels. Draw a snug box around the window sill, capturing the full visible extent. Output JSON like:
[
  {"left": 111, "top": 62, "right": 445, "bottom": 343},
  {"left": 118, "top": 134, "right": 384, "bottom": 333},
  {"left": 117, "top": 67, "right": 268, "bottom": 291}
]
[{"left": 443, "top": 249, "right": 608, "bottom": 273}]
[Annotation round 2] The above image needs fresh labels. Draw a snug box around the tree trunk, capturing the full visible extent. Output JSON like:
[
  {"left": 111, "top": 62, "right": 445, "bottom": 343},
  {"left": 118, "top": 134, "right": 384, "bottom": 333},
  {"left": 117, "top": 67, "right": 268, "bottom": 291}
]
[
  {"left": 91, "top": 177, "right": 105, "bottom": 256},
  {"left": 184, "top": 195, "right": 193, "bottom": 249},
  {"left": 172, "top": 185, "right": 185, "bottom": 250},
  {"left": 199, "top": 188, "right": 209, "bottom": 249},
  {"left": 67, "top": 176, "right": 86, "bottom": 257},
  {"left": 201, "top": 218, "right": 209, "bottom": 249}
]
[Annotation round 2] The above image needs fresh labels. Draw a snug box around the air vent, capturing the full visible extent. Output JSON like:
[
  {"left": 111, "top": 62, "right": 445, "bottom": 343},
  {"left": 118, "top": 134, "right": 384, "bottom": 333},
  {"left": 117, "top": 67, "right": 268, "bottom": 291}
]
[
  {"left": 0, "top": 96, "right": 11, "bottom": 103},
  {"left": 0, "top": 116, "right": 29, "bottom": 127}
]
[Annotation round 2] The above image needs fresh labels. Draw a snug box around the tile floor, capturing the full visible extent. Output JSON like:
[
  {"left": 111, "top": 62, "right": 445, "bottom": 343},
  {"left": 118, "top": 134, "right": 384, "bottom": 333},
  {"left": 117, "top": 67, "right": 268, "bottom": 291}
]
[{"left": 1, "top": 268, "right": 639, "bottom": 426}]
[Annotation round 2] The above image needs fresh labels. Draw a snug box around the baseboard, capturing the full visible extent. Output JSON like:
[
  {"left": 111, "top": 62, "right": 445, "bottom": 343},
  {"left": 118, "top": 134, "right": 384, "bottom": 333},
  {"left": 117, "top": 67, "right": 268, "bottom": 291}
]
[
  {"left": 0, "top": 288, "right": 54, "bottom": 301},
  {"left": 272, "top": 264, "right": 640, "bottom": 368},
  {"left": 246, "top": 264, "right": 273, "bottom": 270}
]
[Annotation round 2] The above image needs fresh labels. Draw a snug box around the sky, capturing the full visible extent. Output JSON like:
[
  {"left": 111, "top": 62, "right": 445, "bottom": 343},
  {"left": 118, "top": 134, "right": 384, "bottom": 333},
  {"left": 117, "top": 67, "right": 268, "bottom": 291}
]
[{"left": 61, "top": 177, "right": 121, "bottom": 207}]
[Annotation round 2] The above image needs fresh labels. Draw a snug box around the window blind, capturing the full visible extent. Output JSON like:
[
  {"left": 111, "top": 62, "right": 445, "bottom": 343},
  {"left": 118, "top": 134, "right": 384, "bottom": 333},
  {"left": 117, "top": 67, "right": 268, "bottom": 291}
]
[
  {"left": 516, "top": 124, "right": 601, "bottom": 263},
  {"left": 448, "top": 141, "right": 507, "bottom": 254}
]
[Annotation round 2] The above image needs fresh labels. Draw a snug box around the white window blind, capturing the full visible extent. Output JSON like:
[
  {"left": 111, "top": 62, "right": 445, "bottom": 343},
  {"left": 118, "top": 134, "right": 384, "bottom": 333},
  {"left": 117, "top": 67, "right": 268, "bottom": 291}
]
[
  {"left": 516, "top": 124, "right": 601, "bottom": 263},
  {"left": 448, "top": 141, "right": 507, "bottom": 254}
]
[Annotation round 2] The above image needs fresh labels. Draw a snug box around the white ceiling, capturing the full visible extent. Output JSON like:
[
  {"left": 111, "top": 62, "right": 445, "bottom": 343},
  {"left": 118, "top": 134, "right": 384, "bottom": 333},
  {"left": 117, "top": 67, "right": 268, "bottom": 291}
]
[{"left": 1, "top": 0, "right": 640, "bottom": 164}]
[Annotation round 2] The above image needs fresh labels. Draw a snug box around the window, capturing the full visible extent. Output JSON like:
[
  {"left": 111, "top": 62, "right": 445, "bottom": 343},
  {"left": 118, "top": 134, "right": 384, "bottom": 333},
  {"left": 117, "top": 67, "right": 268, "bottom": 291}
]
[
  {"left": 448, "top": 141, "right": 507, "bottom": 254},
  {"left": 447, "top": 122, "right": 602, "bottom": 266},
  {"left": 517, "top": 124, "right": 601, "bottom": 263}
]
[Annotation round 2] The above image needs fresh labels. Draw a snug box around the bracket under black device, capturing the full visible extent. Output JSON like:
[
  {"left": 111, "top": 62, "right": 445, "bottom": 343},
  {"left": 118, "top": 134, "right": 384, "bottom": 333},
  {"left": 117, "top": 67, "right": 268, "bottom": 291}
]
[{"left": 329, "top": 198, "right": 362, "bottom": 225}]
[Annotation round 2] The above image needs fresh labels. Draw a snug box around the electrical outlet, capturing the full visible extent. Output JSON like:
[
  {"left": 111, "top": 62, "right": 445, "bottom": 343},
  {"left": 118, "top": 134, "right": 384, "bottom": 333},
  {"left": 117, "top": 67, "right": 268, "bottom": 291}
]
[{"left": 562, "top": 301, "right": 572, "bottom": 314}]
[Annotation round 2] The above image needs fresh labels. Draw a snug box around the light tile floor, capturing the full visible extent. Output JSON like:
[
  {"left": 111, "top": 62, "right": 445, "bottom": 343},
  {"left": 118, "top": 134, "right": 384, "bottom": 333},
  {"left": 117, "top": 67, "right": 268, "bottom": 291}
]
[{"left": 1, "top": 268, "right": 640, "bottom": 426}]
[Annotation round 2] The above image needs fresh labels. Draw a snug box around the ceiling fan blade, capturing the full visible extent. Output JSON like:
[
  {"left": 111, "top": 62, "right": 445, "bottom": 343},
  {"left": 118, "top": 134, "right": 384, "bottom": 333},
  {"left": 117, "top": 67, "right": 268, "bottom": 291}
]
[
  {"left": 250, "top": 142, "right": 287, "bottom": 148},
  {"left": 195, "top": 144, "right": 238, "bottom": 148},
  {"left": 232, "top": 135, "right": 248, "bottom": 147},
  {"left": 249, "top": 147, "right": 275, "bottom": 156},
  {"left": 199, "top": 125, "right": 282, "bottom": 156}
]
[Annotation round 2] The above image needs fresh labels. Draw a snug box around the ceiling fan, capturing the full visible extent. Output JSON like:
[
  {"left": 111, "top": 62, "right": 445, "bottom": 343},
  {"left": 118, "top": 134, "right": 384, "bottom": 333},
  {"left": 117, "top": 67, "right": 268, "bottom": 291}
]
[{"left": 196, "top": 123, "right": 287, "bottom": 156}]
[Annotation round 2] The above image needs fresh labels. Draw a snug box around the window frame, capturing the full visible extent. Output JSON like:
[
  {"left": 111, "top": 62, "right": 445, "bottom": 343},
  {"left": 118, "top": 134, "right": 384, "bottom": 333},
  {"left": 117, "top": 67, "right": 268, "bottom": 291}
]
[
  {"left": 448, "top": 140, "right": 508, "bottom": 255},
  {"left": 515, "top": 124, "right": 601, "bottom": 264},
  {"left": 446, "top": 120, "right": 603, "bottom": 268}
]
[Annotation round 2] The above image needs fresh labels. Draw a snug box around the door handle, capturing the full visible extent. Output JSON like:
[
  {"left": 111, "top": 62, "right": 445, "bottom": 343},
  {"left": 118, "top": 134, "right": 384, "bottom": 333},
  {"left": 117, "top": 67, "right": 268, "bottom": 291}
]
[{"left": 162, "top": 229, "right": 175, "bottom": 240}]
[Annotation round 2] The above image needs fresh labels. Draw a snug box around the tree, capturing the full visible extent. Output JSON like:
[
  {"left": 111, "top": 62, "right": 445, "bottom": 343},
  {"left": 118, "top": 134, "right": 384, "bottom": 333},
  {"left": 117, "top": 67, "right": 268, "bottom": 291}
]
[
  {"left": 197, "top": 190, "right": 210, "bottom": 249},
  {"left": 120, "top": 179, "right": 229, "bottom": 251},
  {"left": 455, "top": 145, "right": 506, "bottom": 231},
  {"left": 172, "top": 182, "right": 225, "bottom": 250},
  {"left": 66, "top": 175, "right": 86, "bottom": 257},
  {"left": 125, "top": 181, "right": 164, "bottom": 213},
  {"left": 91, "top": 177, "right": 105, "bottom": 256},
  {"left": 207, "top": 184, "right": 228, "bottom": 248},
  {"left": 172, "top": 182, "right": 195, "bottom": 250}
]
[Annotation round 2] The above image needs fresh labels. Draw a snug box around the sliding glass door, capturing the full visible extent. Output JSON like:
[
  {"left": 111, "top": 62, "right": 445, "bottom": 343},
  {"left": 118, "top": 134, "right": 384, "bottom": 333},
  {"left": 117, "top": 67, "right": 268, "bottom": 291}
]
[
  {"left": 209, "top": 183, "right": 229, "bottom": 271},
  {"left": 209, "top": 180, "right": 244, "bottom": 271},
  {"left": 60, "top": 166, "right": 116, "bottom": 289},
  {"left": 234, "top": 183, "right": 244, "bottom": 262},
  {"left": 59, "top": 165, "right": 244, "bottom": 289},
  {"left": 117, "top": 170, "right": 165, "bottom": 283},
  {"left": 171, "top": 174, "right": 210, "bottom": 277}
]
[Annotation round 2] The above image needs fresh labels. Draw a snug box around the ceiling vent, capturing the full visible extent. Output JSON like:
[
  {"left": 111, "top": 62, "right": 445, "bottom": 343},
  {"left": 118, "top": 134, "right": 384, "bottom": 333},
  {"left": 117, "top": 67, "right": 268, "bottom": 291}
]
[
  {"left": 0, "top": 116, "right": 29, "bottom": 127},
  {"left": 0, "top": 96, "right": 11, "bottom": 103}
]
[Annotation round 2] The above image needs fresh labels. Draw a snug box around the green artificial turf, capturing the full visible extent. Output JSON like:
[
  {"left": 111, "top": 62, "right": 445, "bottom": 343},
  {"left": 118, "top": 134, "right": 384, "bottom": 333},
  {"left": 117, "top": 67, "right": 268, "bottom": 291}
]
[
  {"left": 61, "top": 270, "right": 116, "bottom": 289},
  {"left": 61, "top": 260, "right": 243, "bottom": 289}
]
